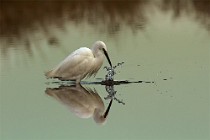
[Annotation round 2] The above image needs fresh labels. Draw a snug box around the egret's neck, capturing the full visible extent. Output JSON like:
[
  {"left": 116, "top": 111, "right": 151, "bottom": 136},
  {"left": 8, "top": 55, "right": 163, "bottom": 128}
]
[
  {"left": 93, "top": 53, "right": 104, "bottom": 70},
  {"left": 91, "top": 48, "right": 104, "bottom": 63},
  {"left": 91, "top": 47, "right": 100, "bottom": 57}
]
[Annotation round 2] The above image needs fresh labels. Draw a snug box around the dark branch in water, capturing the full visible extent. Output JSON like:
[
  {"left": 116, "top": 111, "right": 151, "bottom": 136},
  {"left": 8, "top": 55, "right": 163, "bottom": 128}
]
[
  {"left": 103, "top": 61, "right": 154, "bottom": 85},
  {"left": 101, "top": 80, "right": 155, "bottom": 86}
]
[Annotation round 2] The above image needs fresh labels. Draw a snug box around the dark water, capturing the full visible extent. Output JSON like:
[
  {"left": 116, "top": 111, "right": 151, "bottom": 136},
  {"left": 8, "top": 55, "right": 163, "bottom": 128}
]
[{"left": 0, "top": 0, "right": 210, "bottom": 140}]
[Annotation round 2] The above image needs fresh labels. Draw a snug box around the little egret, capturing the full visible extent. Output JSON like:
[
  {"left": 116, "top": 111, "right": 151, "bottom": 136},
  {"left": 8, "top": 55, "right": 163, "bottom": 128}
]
[{"left": 45, "top": 41, "right": 112, "bottom": 83}]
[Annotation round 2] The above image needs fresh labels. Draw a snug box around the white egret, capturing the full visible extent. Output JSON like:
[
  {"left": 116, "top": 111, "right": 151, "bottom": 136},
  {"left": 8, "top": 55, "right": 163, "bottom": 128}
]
[{"left": 45, "top": 41, "right": 112, "bottom": 83}]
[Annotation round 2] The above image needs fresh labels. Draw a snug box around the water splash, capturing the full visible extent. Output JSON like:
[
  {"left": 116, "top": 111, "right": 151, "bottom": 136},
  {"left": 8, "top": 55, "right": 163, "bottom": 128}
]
[
  {"left": 104, "top": 85, "right": 125, "bottom": 105},
  {"left": 104, "top": 62, "right": 124, "bottom": 81}
]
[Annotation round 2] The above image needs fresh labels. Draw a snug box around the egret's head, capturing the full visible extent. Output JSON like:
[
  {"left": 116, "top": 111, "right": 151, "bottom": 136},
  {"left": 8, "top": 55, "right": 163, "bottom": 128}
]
[{"left": 92, "top": 41, "right": 112, "bottom": 67}]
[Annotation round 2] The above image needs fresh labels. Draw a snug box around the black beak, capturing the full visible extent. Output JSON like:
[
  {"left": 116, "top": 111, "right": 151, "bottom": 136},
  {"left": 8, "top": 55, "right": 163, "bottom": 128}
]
[
  {"left": 103, "top": 99, "right": 113, "bottom": 118},
  {"left": 103, "top": 48, "right": 112, "bottom": 67}
]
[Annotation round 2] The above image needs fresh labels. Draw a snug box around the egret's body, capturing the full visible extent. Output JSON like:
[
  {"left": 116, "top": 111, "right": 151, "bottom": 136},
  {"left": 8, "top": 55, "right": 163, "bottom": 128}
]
[{"left": 45, "top": 41, "right": 112, "bottom": 83}]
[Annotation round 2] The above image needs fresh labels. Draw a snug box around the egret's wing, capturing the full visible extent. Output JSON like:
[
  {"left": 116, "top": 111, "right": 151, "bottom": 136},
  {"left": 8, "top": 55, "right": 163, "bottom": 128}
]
[{"left": 51, "top": 47, "right": 94, "bottom": 80}]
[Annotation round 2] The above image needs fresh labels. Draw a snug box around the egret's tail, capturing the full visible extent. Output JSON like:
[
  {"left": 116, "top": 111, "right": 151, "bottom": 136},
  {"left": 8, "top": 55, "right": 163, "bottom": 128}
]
[{"left": 45, "top": 70, "right": 55, "bottom": 78}]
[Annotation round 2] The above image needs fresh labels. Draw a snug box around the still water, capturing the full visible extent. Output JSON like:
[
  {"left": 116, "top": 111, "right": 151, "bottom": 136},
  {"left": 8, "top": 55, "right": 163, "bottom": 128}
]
[{"left": 0, "top": 1, "right": 210, "bottom": 140}]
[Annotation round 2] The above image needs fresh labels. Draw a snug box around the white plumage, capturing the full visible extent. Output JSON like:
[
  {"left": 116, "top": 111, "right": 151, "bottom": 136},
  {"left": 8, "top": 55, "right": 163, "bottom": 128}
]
[{"left": 45, "top": 41, "right": 112, "bottom": 83}]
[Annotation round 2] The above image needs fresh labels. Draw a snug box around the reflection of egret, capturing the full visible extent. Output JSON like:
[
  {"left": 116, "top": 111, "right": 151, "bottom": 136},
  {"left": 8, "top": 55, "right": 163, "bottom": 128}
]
[
  {"left": 45, "top": 41, "right": 112, "bottom": 83},
  {"left": 45, "top": 84, "right": 112, "bottom": 124}
]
